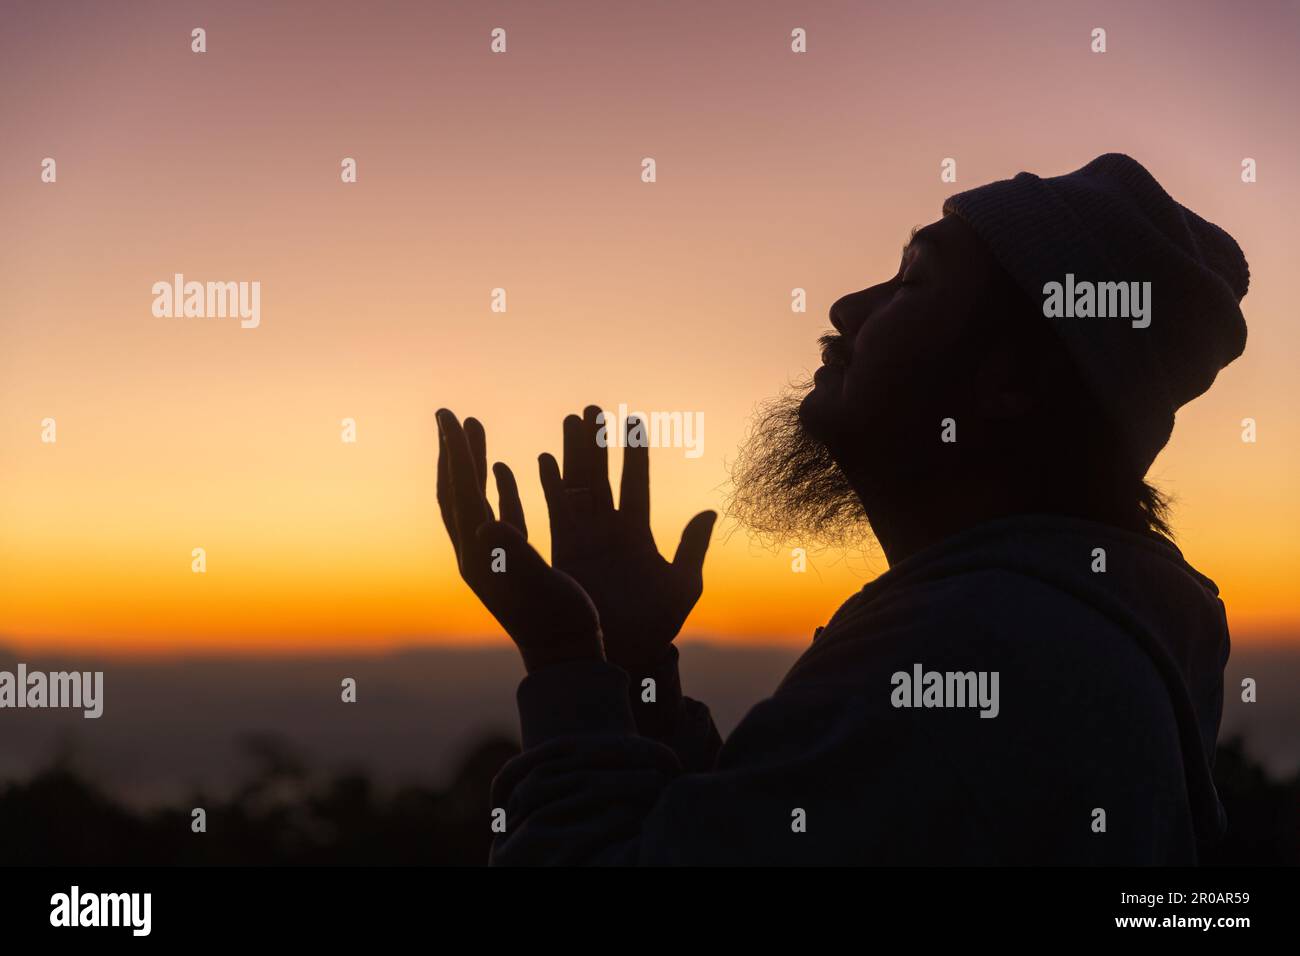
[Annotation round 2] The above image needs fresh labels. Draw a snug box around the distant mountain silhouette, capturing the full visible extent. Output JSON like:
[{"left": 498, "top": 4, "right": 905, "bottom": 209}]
[{"left": 0, "top": 733, "right": 519, "bottom": 865}]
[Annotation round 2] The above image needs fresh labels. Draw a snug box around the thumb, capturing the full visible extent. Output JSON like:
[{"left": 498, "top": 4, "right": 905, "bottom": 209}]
[{"left": 672, "top": 510, "right": 717, "bottom": 576}]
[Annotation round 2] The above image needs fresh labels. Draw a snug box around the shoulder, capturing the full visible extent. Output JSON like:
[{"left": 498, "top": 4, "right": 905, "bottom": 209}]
[{"left": 786, "top": 567, "right": 1173, "bottom": 722}]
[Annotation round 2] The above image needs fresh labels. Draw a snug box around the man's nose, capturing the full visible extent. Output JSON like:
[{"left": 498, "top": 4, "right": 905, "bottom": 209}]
[{"left": 829, "top": 289, "right": 874, "bottom": 335}]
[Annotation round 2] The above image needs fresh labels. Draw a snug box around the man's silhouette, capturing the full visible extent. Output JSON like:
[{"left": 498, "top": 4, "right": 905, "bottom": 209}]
[{"left": 436, "top": 154, "right": 1248, "bottom": 864}]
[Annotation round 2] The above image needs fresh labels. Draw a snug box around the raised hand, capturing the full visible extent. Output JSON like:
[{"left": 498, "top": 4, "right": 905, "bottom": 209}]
[
  {"left": 435, "top": 409, "right": 603, "bottom": 673},
  {"left": 539, "top": 405, "right": 716, "bottom": 672}
]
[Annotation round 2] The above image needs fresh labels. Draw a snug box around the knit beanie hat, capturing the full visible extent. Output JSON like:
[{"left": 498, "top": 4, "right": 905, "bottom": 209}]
[{"left": 943, "top": 154, "right": 1248, "bottom": 476}]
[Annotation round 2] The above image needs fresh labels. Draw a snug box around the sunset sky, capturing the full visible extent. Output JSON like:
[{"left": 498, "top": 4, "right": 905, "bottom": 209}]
[{"left": 1, "top": 0, "right": 1296, "bottom": 656}]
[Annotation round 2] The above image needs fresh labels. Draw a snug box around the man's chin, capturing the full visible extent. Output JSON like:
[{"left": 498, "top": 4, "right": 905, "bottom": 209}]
[
  {"left": 726, "top": 382, "right": 871, "bottom": 550},
  {"left": 797, "top": 383, "right": 836, "bottom": 444}
]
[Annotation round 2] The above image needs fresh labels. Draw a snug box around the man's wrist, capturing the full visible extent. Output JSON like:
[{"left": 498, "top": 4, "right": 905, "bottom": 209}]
[
  {"left": 619, "top": 644, "right": 685, "bottom": 739},
  {"left": 515, "top": 657, "right": 637, "bottom": 747},
  {"left": 609, "top": 642, "right": 678, "bottom": 677},
  {"left": 519, "top": 633, "right": 605, "bottom": 674}
]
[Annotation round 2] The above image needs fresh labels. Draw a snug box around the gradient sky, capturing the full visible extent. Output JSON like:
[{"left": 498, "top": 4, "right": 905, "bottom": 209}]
[{"left": 1, "top": 0, "right": 1296, "bottom": 655}]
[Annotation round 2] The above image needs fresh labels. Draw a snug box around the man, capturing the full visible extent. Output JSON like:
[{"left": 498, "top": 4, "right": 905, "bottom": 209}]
[{"left": 436, "top": 153, "right": 1248, "bottom": 864}]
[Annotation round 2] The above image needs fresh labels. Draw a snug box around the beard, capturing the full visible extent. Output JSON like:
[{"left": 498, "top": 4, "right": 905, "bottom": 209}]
[{"left": 725, "top": 382, "right": 871, "bottom": 549}]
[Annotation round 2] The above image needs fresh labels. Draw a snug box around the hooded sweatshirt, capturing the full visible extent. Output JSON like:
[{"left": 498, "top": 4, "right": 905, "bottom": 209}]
[{"left": 489, "top": 514, "right": 1230, "bottom": 865}]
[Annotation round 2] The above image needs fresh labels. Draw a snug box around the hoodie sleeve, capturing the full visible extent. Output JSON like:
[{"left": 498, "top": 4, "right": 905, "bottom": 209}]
[{"left": 622, "top": 645, "right": 723, "bottom": 773}]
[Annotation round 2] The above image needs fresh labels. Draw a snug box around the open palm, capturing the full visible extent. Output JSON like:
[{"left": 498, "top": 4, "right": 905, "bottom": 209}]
[
  {"left": 539, "top": 406, "right": 715, "bottom": 671},
  {"left": 435, "top": 409, "right": 603, "bottom": 673}
]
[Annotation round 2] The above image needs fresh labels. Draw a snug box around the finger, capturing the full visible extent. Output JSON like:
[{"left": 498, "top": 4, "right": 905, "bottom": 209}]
[
  {"left": 465, "top": 417, "right": 488, "bottom": 496},
  {"left": 619, "top": 414, "right": 650, "bottom": 527},
  {"left": 436, "top": 418, "right": 460, "bottom": 553},
  {"left": 437, "top": 409, "right": 492, "bottom": 553},
  {"left": 562, "top": 413, "right": 590, "bottom": 489},
  {"left": 672, "top": 510, "right": 717, "bottom": 577},
  {"left": 464, "top": 416, "right": 494, "bottom": 521},
  {"left": 584, "top": 404, "right": 614, "bottom": 512},
  {"left": 538, "top": 452, "right": 572, "bottom": 543},
  {"left": 493, "top": 462, "right": 528, "bottom": 539}
]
